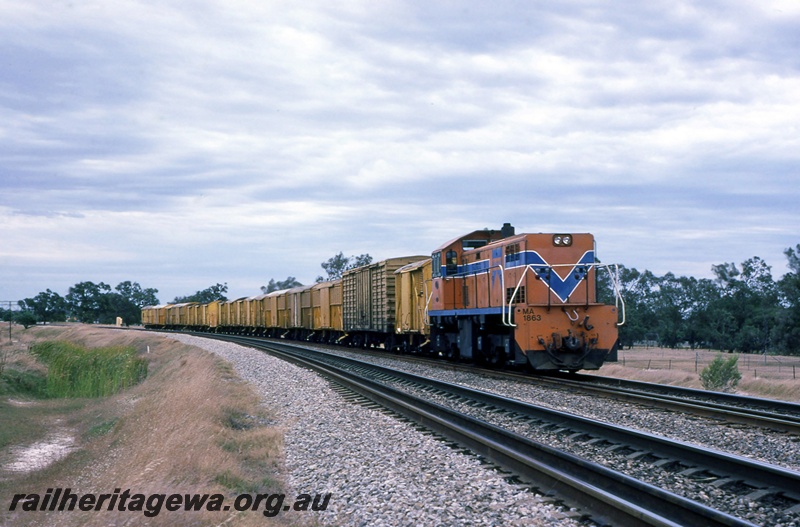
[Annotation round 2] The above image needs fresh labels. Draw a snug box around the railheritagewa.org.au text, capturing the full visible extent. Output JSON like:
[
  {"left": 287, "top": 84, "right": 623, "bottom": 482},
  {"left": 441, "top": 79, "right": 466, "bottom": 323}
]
[{"left": 9, "top": 487, "right": 331, "bottom": 518}]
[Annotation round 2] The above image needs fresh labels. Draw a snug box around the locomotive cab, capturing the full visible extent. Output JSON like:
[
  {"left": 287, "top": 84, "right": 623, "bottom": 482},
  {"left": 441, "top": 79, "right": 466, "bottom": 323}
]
[{"left": 428, "top": 224, "right": 621, "bottom": 371}]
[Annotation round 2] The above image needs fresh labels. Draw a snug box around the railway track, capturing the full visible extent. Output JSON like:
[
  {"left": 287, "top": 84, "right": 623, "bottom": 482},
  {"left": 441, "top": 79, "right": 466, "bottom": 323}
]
[
  {"left": 287, "top": 340, "right": 800, "bottom": 435},
  {"left": 199, "top": 333, "right": 800, "bottom": 527},
  {"left": 536, "top": 371, "right": 800, "bottom": 434}
]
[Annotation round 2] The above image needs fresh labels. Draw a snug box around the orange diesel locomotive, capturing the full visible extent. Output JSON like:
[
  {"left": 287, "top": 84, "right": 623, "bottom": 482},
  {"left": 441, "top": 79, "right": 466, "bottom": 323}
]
[
  {"left": 427, "top": 223, "right": 621, "bottom": 371},
  {"left": 143, "top": 224, "right": 623, "bottom": 371}
]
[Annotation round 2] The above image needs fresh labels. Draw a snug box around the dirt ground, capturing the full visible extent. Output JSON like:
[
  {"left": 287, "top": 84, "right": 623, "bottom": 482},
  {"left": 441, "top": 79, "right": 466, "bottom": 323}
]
[{"left": 0, "top": 323, "right": 313, "bottom": 527}]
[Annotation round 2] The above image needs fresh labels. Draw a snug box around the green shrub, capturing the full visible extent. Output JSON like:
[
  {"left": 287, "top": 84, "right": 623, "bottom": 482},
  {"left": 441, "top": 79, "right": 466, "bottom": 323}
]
[
  {"left": 29, "top": 341, "right": 147, "bottom": 398},
  {"left": 0, "top": 368, "right": 48, "bottom": 397},
  {"left": 700, "top": 354, "right": 742, "bottom": 392},
  {"left": 15, "top": 311, "right": 37, "bottom": 329}
]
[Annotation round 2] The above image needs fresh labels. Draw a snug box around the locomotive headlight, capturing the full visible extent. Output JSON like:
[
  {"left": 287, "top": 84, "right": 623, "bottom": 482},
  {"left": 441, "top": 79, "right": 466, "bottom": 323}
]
[{"left": 553, "top": 234, "right": 572, "bottom": 246}]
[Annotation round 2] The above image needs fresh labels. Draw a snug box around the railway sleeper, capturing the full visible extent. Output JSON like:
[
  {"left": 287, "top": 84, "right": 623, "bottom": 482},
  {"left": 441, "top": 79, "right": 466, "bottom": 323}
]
[{"left": 744, "top": 488, "right": 799, "bottom": 509}]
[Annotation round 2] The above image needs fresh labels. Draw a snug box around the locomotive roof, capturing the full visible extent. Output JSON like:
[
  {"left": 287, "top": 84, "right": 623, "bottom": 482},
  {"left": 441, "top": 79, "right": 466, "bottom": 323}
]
[
  {"left": 434, "top": 230, "right": 593, "bottom": 253},
  {"left": 433, "top": 228, "right": 516, "bottom": 252}
]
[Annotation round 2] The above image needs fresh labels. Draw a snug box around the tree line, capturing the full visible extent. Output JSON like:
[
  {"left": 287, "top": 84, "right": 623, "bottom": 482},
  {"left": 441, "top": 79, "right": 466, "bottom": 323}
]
[
  {"left": 598, "top": 244, "right": 800, "bottom": 355},
  {"left": 2, "top": 281, "right": 159, "bottom": 328},
  {"left": 1, "top": 252, "right": 371, "bottom": 328},
  {"left": 5, "top": 247, "right": 800, "bottom": 356}
]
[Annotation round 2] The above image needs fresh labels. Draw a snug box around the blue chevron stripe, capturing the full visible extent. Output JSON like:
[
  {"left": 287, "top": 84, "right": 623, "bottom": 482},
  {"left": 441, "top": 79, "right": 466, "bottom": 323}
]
[
  {"left": 513, "top": 250, "right": 594, "bottom": 302},
  {"left": 442, "top": 250, "right": 595, "bottom": 303}
]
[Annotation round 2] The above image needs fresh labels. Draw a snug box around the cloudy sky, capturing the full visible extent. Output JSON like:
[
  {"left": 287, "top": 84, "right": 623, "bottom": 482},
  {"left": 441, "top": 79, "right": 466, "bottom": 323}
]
[{"left": 2, "top": 0, "right": 799, "bottom": 305}]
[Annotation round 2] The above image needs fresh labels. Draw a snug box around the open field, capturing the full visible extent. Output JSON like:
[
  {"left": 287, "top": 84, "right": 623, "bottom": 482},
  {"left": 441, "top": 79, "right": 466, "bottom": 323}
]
[
  {"left": 0, "top": 323, "right": 312, "bottom": 527},
  {"left": 590, "top": 346, "right": 800, "bottom": 402}
]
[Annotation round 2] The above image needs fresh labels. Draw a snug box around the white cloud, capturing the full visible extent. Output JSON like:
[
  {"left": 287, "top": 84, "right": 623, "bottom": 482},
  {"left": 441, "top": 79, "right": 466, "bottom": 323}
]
[{"left": 1, "top": 0, "right": 799, "bottom": 302}]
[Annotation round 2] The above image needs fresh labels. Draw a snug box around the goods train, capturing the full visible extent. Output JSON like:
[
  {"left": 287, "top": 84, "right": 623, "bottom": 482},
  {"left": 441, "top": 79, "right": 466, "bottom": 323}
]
[{"left": 142, "top": 224, "right": 624, "bottom": 371}]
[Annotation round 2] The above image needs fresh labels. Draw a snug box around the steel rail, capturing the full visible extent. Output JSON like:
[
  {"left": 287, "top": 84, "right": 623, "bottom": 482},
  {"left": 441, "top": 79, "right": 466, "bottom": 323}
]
[
  {"left": 216, "top": 334, "right": 758, "bottom": 527},
  {"left": 564, "top": 371, "right": 800, "bottom": 415},
  {"left": 303, "top": 342, "right": 800, "bottom": 434},
  {"left": 535, "top": 372, "right": 800, "bottom": 434},
  {"left": 248, "top": 338, "right": 800, "bottom": 495}
]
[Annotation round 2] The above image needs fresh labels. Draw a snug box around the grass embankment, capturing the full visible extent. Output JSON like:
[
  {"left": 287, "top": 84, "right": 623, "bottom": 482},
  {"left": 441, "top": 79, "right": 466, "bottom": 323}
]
[
  {"left": 0, "top": 324, "right": 301, "bottom": 527},
  {"left": 28, "top": 340, "right": 147, "bottom": 398}
]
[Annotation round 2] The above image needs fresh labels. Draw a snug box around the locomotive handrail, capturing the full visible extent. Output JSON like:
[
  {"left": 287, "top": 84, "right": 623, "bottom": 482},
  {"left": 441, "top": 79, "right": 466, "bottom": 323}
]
[
  {"left": 504, "top": 262, "right": 626, "bottom": 327},
  {"left": 601, "top": 263, "right": 626, "bottom": 327},
  {"left": 490, "top": 264, "right": 512, "bottom": 327},
  {"left": 504, "top": 265, "right": 532, "bottom": 327},
  {"left": 422, "top": 279, "right": 433, "bottom": 328}
]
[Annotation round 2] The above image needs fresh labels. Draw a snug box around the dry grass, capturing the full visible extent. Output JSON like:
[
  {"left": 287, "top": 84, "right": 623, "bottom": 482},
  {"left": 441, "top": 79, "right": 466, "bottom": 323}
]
[
  {"left": 0, "top": 324, "right": 312, "bottom": 527},
  {"left": 591, "top": 346, "right": 800, "bottom": 402}
]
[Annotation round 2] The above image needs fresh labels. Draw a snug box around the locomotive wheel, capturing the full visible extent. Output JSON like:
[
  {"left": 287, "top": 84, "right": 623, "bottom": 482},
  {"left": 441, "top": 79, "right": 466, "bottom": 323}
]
[
  {"left": 442, "top": 343, "right": 459, "bottom": 361},
  {"left": 484, "top": 346, "right": 506, "bottom": 368}
]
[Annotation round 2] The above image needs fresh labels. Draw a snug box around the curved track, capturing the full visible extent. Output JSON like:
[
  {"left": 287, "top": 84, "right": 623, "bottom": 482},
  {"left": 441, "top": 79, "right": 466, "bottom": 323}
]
[
  {"left": 302, "top": 342, "right": 800, "bottom": 435},
  {"left": 533, "top": 371, "right": 800, "bottom": 435},
  {"left": 195, "top": 333, "right": 800, "bottom": 526}
]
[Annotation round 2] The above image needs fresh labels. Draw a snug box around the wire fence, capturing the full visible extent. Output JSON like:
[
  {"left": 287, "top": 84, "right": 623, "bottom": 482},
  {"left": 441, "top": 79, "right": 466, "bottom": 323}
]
[{"left": 616, "top": 347, "right": 800, "bottom": 381}]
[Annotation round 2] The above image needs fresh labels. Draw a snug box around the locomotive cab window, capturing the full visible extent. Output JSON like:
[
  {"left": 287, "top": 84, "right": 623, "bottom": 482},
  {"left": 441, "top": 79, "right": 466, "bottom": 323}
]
[
  {"left": 432, "top": 251, "right": 442, "bottom": 278},
  {"left": 462, "top": 239, "right": 488, "bottom": 250},
  {"left": 445, "top": 250, "right": 458, "bottom": 275},
  {"left": 505, "top": 243, "right": 522, "bottom": 264}
]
